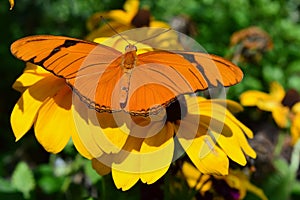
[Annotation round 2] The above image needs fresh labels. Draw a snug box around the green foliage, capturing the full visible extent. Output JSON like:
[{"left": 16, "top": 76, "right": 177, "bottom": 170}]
[{"left": 11, "top": 162, "right": 35, "bottom": 199}]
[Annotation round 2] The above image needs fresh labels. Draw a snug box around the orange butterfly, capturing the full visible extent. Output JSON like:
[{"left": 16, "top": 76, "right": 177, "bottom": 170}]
[{"left": 11, "top": 28, "right": 243, "bottom": 116}]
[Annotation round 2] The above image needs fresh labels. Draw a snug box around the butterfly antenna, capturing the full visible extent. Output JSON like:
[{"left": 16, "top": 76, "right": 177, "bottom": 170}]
[
  {"left": 133, "top": 28, "right": 173, "bottom": 46},
  {"left": 100, "top": 16, "right": 131, "bottom": 45}
]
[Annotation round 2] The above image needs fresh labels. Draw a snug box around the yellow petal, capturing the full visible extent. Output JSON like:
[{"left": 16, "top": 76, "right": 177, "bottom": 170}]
[
  {"left": 11, "top": 76, "right": 64, "bottom": 141},
  {"left": 92, "top": 158, "right": 111, "bottom": 176},
  {"left": 291, "top": 114, "right": 300, "bottom": 145},
  {"left": 140, "top": 165, "right": 169, "bottom": 185},
  {"left": 9, "top": 0, "right": 14, "bottom": 10},
  {"left": 149, "top": 20, "right": 170, "bottom": 28},
  {"left": 240, "top": 91, "right": 271, "bottom": 107},
  {"left": 269, "top": 81, "right": 285, "bottom": 101},
  {"left": 71, "top": 102, "right": 104, "bottom": 158},
  {"left": 213, "top": 99, "right": 244, "bottom": 114},
  {"left": 34, "top": 86, "right": 72, "bottom": 153},
  {"left": 180, "top": 135, "right": 229, "bottom": 175},
  {"left": 71, "top": 129, "right": 93, "bottom": 159},
  {"left": 272, "top": 106, "right": 289, "bottom": 128},
  {"left": 210, "top": 129, "right": 247, "bottom": 166},
  {"left": 123, "top": 0, "right": 139, "bottom": 14},
  {"left": 140, "top": 122, "right": 174, "bottom": 183},
  {"left": 112, "top": 163, "right": 140, "bottom": 191},
  {"left": 225, "top": 116, "right": 257, "bottom": 159},
  {"left": 181, "top": 162, "right": 212, "bottom": 193},
  {"left": 292, "top": 102, "right": 300, "bottom": 113},
  {"left": 12, "top": 63, "right": 50, "bottom": 93}
]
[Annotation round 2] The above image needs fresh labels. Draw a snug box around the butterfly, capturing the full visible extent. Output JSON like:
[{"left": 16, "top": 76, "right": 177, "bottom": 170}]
[{"left": 11, "top": 28, "right": 243, "bottom": 116}]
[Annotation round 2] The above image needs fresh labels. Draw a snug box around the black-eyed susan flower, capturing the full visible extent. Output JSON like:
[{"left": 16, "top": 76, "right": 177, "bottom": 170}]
[
  {"left": 181, "top": 162, "right": 268, "bottom": 200},
  {"left": 86, "top": 0, "right": 169, "bottom": 40},
  {"left": 229, "top": 26, "right": 273, "bottom": 63},
  {"left": 88, "top": 96, "right": 256, "bottom": 190},
  {"left": 240, "top": 81, "right": 300, "bottom": 144}
]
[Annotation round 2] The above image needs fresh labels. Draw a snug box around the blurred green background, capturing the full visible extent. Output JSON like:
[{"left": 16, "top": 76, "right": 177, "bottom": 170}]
[{"left": 1, "top": 0, "right": 300, "bottom": 199}]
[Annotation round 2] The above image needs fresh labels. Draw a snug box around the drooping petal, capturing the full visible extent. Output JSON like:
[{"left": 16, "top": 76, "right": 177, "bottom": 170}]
[
  {"left": 210, "top": 128, "right": 247, "bottom": 166},
  {"left": 111, "top": 167, "right": 140, "bottom": 191},
  {"left": 272, "top": 105, "right": 289, "bottom": 128},
  {"left": 240, "top": 91, "right": 270, "bottom": 106},
  {"left": 180, "top": 135, "right": 229, "bottom": 175},
  {"left": 269, "top": 81, "right": 285, "bottom": 101},
  {"left": 71, "top": 128, "right": 93, "bottom": 159},
  {"left": 140, "top": 122, "right": 174, "bottom": 184},
  {"left": 292, "top": 102, "right": 300, "bottom": 114},
  {"left": 71, "top": 103, "right": 104, "bottom": 158},
  {"left": 34, "top": 86, "right": 72, "bottom": 153},
  {"left": 181, "top": 162, "right": 212, "bottom": 193},
  {"left": 291, "top": 113, "right": 300, "bottom": 145},
  {"left": 11, "top": 76, "right": 65, "bottom": 141}
]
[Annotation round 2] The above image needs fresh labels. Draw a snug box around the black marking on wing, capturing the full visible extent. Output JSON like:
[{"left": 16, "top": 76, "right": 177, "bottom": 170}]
[
  {"left": 30, "top": 40, "right": 80, "bottom": 68},
  {"left": 179, "top": 52, "right": 213, "bottom": 87}
]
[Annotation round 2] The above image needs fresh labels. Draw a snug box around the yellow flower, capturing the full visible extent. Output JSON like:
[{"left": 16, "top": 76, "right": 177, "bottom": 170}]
[
  {"left": 86, "top": 0, "right": 169, "bottom": 40},
  {"left": 240, "top": 82, "right": 300, "bottom": 144},
  {"left": 11, "top": 63, "right": 92, "bottom": 159},
  {"left": 88, "top": 96, "right": 256, "bottom": 190},
  {"left": 182, "top": 162, "right": 268, "bottom": 200}
]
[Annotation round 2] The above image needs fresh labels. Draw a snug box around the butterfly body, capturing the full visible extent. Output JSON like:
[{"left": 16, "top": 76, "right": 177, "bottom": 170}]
[{"left": 11, "top": 29, "right": 243, "bottom": 116}]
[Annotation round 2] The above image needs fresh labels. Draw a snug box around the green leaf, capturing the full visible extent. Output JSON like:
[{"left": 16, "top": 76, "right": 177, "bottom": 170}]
[
  {"left": 0, "top": 178, "right": 17, "bottom": 193},
  {"left": 11, "top": 162, "right": 35, "bottom": 199}
]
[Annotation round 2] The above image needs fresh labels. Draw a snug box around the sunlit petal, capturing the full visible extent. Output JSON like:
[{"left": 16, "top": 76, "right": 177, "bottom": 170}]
[
  {"left": 269, "top": 81, "right": 285, "bottom": 101},
  {"left": 180, "top": 135, "right": 229, "bottom": 175},
  {"left": 11, "top": 76, "right": 64, "bottom": 141},
  {"left": 34, "top": 86, "right": 72, "bottom": 153},
  {"left": 112, "top": 161, "right": 140, "bottom": 191},
  {"left": 12, "top": 63, "right": 50, "bottom": 92},
  {"left": 291, "top": 113, "right": 300, "bottom": 145},
  {"left": 272, "top": 106, "right": 289, "bottom": 128}
]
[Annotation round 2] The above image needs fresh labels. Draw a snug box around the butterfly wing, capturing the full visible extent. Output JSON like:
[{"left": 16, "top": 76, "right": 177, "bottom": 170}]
[
  {"left": 11, "top": 35, "right": 127, "bottom": 112},
  {"left": 120, "top": 51, "right": 243, "bottom": 113},
  {"left": 10, "top": 35, "right": 122, "bottom": 79}
]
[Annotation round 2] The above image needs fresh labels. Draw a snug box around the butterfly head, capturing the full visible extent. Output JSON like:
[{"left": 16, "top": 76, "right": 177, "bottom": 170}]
[
  {"left": 122, "top": 44, "right": 137, "bottom": 70},
  {"left": 125, "top": 44, "right": 137, "bottom": 52}
]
